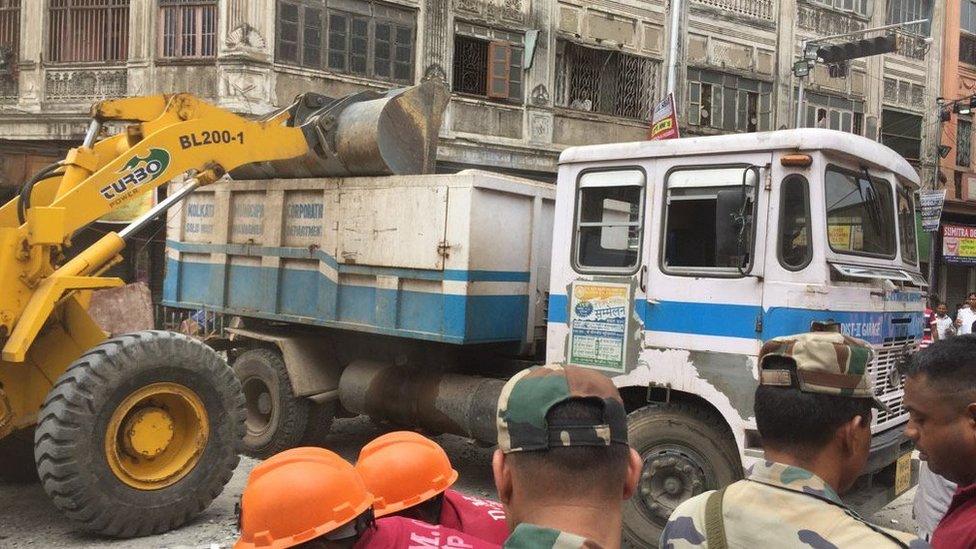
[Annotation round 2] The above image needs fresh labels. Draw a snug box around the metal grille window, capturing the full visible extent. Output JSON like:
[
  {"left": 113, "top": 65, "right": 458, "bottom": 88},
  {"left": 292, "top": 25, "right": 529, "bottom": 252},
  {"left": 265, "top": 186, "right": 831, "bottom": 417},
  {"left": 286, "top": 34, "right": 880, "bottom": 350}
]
[
  {"left": 49, "top": 0, "right": 130, "bottom": 63},
  {"left": 275, "top": 1, "right": 415, "bottom": 84},
  {"left": 813, "top": 0, "right": 870, "bottom": 16},
  {"left": 886, "top": 0, "right": 931, "bottom": 33},
  {"left": 159, "top": 0, "right": 217, "bottom": 58},
  {"left": 0, "top": 0, "right": 19, "bottom": 92},
  {"left": 688, "top": 68, "right": 771, "bottom": 132},
  {"left": 960, "top": 119, "right": 972, "bottom": 168},
  {"left": 452, "top": 34, "right": 523, "bottom": 102},
  {"left": 554, "top": 40, "right": 656, "bottom": 120},
  {"left": 964, "top": 0, "right": 976, "bottom": 34},
  {"left": 881, "top": 109, "right": 922, "bottom": 163}
]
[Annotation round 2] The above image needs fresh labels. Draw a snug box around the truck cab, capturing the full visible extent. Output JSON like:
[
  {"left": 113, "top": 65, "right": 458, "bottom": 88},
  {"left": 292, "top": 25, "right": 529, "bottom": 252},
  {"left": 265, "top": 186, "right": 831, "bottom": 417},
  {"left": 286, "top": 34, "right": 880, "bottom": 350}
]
[{"left": 546, "top": 129, "right": 923, "bottom": 542}]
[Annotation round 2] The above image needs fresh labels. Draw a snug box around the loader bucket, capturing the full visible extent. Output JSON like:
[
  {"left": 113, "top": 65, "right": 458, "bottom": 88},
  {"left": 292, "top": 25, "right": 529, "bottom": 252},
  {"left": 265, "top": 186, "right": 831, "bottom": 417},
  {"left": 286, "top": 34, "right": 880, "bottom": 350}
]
[{"left": 231, "top": 80, "right": 450, "bottom": 179}]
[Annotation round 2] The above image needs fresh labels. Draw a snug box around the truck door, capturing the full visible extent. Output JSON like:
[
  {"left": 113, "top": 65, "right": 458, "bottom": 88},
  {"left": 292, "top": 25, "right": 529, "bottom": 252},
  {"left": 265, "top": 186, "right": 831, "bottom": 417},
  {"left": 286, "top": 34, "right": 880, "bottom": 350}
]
[
  {"left": 560, "top": 167, "right": 648, "bottom": 373},
  {"left": 643, "top": 154, "right": 771, "bottom": 356}
]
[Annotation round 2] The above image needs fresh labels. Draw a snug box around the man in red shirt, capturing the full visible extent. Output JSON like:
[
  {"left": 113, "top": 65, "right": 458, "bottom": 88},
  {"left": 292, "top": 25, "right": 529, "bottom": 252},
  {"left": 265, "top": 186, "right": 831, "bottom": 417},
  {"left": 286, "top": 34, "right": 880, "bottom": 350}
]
[
  {"left": 356, "top": 431, "right": 509, "bottom": 544},
  {"left": 904, "top": 335, "right": 976, "bottom": 549}
]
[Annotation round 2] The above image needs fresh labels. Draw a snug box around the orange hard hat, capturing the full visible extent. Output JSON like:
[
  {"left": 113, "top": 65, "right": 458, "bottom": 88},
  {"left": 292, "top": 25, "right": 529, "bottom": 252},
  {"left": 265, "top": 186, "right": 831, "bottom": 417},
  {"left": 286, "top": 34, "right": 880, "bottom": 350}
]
[
  {"left": 355, "top": 431, "right": 459, "bottom": 517},
  {"left": 236, "top": 447, "right": 373, "bottom": 549}
]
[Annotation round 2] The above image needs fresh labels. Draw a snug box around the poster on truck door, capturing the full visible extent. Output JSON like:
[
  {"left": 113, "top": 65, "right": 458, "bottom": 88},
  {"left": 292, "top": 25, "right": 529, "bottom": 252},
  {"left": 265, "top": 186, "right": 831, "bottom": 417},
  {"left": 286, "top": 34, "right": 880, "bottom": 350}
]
[{"left": 568, "top": 281, "right": 631, "bottom": 372}]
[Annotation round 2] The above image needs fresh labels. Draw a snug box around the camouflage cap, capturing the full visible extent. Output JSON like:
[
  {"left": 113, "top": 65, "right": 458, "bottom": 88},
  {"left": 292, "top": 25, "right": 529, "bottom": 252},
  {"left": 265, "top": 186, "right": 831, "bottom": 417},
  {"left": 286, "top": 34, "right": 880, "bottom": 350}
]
[
  {"left": 496, "top": 364, "right": 628, "bottom": 453},
  {"left": 758, "top": 331, "right": 890, "bottom": 413}
]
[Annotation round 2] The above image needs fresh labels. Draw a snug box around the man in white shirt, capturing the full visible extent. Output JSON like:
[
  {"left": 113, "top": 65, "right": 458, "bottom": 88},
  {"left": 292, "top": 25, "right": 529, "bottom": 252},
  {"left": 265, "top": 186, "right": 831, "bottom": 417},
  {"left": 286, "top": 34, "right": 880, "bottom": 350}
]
[
  {"left": 955, "top": 293, "right": 976, "bottom": 335},
  {"left": 933, "top": 303, "right": 956, "bottom": 341}
]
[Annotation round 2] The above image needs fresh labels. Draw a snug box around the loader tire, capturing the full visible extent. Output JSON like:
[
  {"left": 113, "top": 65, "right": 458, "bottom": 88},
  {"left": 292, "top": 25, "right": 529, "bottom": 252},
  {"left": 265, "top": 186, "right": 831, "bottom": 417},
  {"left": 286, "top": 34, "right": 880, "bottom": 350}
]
[
  {"left": 0, "top": 428, "right": 38, "bottom": 483},
  {"left": 34, "top": 330, "right": 244, "bottom": 538},
  {"left": 622, "top": 402, "right": 742, "bottom": 548},
  {"left": 233, "top": 348, "right": 308, "bottom": 458}
]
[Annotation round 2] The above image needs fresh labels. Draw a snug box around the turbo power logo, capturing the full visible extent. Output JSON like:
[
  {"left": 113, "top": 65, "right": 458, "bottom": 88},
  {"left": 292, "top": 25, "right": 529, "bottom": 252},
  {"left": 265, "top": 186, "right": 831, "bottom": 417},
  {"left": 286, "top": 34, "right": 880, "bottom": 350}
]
[{"left": 99, "top": 148, "right": 170, "bottom": 201}]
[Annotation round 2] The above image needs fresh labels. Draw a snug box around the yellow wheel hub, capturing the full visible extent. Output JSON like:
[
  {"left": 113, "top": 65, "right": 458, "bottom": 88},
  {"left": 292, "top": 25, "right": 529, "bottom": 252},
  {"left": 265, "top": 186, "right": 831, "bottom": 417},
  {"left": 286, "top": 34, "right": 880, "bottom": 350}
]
[{"left": 105, "top": 382, "right": 209, "bottom": 490}]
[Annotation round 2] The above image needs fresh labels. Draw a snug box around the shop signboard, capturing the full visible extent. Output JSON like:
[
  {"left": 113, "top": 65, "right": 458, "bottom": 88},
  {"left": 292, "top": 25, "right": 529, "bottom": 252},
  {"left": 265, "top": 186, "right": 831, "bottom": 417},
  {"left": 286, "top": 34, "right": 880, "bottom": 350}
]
[{"left": 943, "top": 224, "right": 976, "bottom": 265}]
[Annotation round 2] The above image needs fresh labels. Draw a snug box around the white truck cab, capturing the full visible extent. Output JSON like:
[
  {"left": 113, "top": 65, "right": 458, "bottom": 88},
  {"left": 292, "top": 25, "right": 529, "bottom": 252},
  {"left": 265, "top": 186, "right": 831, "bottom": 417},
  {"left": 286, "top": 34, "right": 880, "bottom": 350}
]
[{"left": 546, "top": 129, "right": 923, "bottom": 542}]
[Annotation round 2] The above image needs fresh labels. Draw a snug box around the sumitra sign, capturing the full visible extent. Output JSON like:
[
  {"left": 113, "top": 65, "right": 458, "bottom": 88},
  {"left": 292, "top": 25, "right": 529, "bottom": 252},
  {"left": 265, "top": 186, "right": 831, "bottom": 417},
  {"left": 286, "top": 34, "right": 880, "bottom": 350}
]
[{"left": 943, "top": 224, "right": 976, "bottom": 265}]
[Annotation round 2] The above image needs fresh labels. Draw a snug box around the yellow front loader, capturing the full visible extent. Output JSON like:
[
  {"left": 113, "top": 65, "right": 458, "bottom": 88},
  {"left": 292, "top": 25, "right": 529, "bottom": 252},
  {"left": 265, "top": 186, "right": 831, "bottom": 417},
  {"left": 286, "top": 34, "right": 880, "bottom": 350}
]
[{"left": 0, "top": 81, "right": 448, "bottom": 537}]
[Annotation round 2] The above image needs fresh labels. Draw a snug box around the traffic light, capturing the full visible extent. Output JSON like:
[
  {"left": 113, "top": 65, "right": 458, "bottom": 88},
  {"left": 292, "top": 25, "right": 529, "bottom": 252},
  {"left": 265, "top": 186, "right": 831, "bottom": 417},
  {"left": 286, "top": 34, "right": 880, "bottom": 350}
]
[{"left": 816, "top": 35, "right": 899, "bottom": 64}]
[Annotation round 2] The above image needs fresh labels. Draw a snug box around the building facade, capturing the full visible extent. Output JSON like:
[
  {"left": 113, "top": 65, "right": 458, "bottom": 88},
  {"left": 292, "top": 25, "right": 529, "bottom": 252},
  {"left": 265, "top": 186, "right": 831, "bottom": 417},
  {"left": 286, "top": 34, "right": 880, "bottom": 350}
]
[
  {"left": 0, "top": 0, "right": 943, "bottom": 215},
  {"left": 933, "top": 0, "right": 976, "bottom": 313}
]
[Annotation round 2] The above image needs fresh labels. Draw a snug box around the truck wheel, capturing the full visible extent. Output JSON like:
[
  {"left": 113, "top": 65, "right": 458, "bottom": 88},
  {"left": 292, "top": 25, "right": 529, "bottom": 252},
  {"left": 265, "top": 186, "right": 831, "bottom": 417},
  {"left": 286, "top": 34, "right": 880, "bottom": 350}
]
[
  {"left": 0, "top": 429, "right": 38, "bottom": 483},
  {"left": 622, "top": 402, "right": 742, "bottom": 548},
  {"left": 233, "top": 348, "right": 308, "bottom": 458},
  {"left": 300, "top": 401, "right": 337, "bottom": 446},
  {"left": 33, "top": 330, "right": 243, "bottom": 538}
]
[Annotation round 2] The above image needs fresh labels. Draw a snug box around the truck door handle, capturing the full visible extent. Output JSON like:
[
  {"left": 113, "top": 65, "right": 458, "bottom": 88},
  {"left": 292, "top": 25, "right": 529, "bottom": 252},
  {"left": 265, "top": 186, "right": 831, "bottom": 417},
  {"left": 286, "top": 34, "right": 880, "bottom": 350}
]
[{"left": 639, "top": 265, "right": 647, "bottom": 293}]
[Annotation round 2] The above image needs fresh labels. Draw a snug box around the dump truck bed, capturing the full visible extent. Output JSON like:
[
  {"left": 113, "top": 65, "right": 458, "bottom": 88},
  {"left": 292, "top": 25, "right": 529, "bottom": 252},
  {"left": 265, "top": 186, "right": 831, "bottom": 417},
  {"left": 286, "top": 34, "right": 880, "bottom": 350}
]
[{"left": 163, "top": 170, "right": 555, "bottom": 345}]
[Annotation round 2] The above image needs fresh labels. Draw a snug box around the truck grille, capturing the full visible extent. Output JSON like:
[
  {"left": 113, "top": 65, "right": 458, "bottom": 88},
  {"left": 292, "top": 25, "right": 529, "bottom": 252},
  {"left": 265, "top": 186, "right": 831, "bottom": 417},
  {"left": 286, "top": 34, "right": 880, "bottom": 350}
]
[{"left": 867, "top": 339, "right": 914, "bottom": 429}]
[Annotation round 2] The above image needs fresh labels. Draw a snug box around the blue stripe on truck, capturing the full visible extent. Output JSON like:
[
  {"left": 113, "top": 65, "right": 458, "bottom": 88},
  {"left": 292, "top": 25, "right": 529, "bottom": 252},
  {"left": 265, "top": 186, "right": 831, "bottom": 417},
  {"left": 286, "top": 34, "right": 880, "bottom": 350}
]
[
  {"left": 547, "top": 294, "right": 923, "bottom": 345},
  {"left": 163, "top": 257, "right": 528, "bottom": 344}
]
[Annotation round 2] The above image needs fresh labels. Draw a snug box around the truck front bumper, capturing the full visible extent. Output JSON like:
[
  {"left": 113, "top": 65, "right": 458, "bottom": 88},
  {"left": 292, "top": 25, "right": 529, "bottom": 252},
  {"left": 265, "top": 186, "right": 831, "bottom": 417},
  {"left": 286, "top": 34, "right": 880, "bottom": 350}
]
[{"left": 865, "top": 424, "right": 914, "bottom": 474}]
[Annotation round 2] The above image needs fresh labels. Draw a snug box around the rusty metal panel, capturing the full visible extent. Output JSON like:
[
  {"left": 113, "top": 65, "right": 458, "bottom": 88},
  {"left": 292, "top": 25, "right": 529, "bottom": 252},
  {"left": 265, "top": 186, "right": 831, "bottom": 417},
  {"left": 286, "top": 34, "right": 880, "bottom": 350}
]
[{"left": 337, "top": 185, "right": 447, "bottom": 270}]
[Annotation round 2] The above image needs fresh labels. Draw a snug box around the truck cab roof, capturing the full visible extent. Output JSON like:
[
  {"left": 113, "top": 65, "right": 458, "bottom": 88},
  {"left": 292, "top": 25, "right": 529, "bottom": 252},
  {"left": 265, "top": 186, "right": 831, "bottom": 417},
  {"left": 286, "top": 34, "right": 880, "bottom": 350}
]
[{"left": 558, "top": 128, "right": 920, "bottom": 189}]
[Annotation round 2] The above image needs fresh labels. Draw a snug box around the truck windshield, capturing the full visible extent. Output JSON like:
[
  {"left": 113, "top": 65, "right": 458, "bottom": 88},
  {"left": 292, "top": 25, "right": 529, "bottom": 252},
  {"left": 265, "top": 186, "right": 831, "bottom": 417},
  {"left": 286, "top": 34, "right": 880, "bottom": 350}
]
[
  {"left": 897, "top": 184, "right": 918, "bottom": 265},
  {"left": 825, "top": 167, "right": 895, "bottom": 258}
]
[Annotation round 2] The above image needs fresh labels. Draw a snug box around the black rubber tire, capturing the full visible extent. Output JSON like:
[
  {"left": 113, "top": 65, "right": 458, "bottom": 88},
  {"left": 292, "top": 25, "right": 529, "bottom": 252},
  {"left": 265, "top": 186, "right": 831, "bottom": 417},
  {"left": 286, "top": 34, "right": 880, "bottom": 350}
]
[
  {"left": 622, "top": 402, "right": 743, "bottom": 548},
  {"left": 33, "top": 330, "right": 244, "bottom": 538},
  {"left": 0, "top": 428, "right": 39, "bottom": 483},
  {"left": 299, "top": 401, "right": 337, "bottom": 446},
  {"left": 233, "top": 348, "right": 308, "bottom": 458}
]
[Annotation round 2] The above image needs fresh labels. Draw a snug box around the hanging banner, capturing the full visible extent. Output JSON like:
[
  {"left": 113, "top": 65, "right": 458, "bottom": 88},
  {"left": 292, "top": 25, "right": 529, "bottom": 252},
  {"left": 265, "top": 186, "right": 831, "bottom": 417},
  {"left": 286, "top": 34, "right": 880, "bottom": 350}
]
[
  {"left": 919, "top": 189, "right": 947, "bottom": 232},
  {"left": 650, "top": 93, "right": 680, "bottom": 141},
  {"left": 943, "top": 224, "right": 976, "bottom": 265}
]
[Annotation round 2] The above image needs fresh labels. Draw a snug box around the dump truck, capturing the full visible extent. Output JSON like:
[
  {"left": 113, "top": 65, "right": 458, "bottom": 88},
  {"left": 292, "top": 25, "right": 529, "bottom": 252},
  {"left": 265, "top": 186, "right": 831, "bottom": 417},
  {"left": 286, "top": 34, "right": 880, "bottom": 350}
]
[
  {"left": 0, "top": 81, "right": 449, "bottom": 537},
  {"left": 163, "top": 128, "right": 924, "bottom": 546}
]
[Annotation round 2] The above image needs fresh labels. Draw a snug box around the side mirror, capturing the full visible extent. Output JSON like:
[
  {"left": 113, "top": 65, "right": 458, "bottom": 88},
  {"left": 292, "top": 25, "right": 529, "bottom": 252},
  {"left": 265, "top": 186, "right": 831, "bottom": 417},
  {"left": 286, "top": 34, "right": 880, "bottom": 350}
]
[{"left": 714, "top": 167, "right": 759, "bottom": 272}]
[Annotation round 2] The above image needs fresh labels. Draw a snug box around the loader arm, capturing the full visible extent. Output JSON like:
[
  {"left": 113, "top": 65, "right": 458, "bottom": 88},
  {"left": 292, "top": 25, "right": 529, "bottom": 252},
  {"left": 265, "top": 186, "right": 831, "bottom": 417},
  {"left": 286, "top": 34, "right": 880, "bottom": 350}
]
[{"left": 0, "top": 94, "right": 311, "bottom": 362}]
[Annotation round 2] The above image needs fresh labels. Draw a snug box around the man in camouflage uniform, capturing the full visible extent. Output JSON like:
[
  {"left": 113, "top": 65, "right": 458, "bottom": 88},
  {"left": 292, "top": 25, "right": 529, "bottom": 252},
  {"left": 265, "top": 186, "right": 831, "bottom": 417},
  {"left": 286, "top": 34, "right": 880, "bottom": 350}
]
[
  {"left": 492, "top": 364, "right": 642, "bottom": 549},
  {"left": 660, "top": 330, "right": 927, "bottom": 548}
]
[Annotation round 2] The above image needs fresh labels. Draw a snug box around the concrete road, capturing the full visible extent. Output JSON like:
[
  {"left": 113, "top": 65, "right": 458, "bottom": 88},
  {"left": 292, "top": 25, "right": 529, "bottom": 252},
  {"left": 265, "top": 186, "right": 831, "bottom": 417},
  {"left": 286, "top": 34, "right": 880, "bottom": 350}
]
[{"left": 0, "top": 417, "right": 918, "bottom": 548}]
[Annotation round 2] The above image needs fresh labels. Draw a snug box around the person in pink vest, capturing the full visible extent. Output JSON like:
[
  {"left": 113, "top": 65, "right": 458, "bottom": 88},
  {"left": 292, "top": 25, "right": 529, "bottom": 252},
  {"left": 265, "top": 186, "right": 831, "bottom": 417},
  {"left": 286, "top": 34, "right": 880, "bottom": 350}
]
[
  {"left": 356, "top": 431, "right": 509, "bottom": 544},
  {"left": 235, "top": 446, "right": 499, "bottom": 549}
]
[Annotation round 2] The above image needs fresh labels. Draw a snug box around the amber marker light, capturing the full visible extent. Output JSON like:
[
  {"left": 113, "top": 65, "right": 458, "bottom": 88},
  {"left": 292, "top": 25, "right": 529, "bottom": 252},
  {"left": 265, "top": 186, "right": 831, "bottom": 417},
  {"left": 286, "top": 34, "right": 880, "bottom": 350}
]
[{"left": 781, "top": 154, "right": 813, "bottom": 167}]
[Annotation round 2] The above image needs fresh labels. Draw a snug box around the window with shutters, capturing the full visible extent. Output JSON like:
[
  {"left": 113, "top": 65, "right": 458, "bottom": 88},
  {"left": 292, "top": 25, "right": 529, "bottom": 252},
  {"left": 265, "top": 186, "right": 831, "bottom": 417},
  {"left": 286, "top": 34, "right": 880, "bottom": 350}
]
[
  {"left": 958, "top": 119, "right": 972, "bottom": 168},
  {"left": 881, "top": 109, "right": 922, "bottom": 163},
  {"left": 554, "top": 40, "right": 658, "bottom": 120},
  {"left": 0, "top": 1, "right": 18, "bottom": 98},
  {"left": 49, "top": 0, "right": 131, "bottom": 63},
  {"left": 687, "top": 68, "right": 772, "bottom": 133},
  {"left": 798, "top": 91, "right": 864, "bottom": 135},
  {"left": 275, "top": 1, "right": 415, "bottom": 84},
  {"left": 158, "top": 0, "right": 217, "bottom": 58},
  {"left": 451, "top": 26, "right": 523, "bottom": 103}
]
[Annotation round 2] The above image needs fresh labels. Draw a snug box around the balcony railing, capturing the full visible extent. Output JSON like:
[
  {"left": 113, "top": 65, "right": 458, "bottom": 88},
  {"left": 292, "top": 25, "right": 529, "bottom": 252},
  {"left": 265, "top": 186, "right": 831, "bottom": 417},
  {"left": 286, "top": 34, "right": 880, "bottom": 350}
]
[
  {"left": 45, "top": 67, "right": 126, "bottom": 102},
  {"left": 694, "top": 0, "right": 773, "bottom": 21}
]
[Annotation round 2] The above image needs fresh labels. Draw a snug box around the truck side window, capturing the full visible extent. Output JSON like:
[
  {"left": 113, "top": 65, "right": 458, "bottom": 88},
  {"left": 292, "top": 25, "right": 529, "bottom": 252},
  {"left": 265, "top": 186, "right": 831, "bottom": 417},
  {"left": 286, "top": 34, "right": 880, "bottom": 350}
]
[
  {"left": 779, "top": 175, "right": 812, "bottom": 270},
  {"left": 663, "top": 166, "right": 755, "bottom": 273},
  {"left": 574, "top": 169, "right": 645, "bottom": 273}
]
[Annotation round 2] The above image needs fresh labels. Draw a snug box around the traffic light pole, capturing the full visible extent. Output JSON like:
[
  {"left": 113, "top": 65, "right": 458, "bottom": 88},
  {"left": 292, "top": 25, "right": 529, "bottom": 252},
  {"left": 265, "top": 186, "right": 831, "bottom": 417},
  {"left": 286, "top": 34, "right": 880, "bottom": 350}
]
[{"left": 794, "top": 18, "right": 929, "bottom": 129}]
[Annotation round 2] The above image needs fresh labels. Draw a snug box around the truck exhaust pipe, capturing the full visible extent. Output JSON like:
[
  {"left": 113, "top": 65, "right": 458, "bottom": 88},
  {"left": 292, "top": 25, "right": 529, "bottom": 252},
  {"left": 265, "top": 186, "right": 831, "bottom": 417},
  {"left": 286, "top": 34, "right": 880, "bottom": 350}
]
[
  {"left": 338, "top": 360, "right": 504, "bottom": 445},
  {"left": 232, "top": 80, "right": 450, "bottom": 179}
]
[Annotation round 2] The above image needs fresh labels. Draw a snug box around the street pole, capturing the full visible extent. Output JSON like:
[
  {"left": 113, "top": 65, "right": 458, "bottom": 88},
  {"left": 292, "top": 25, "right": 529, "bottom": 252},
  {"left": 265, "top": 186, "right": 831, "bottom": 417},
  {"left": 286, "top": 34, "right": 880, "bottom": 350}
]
[
  {"left": 929, "top": 102, "right": 944, "bottom": 294},
  {"left": 795, "top": 41, "right": 807, "bottom": 129},
  {"left": 666, "top": 0, "right": 682, "bottom": 100}
]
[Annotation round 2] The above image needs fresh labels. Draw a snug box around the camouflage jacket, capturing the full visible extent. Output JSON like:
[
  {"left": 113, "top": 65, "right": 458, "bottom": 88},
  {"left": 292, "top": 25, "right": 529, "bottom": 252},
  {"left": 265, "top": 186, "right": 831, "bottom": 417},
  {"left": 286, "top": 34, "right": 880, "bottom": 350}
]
[
  {"left": 660, "top": 461, "right": 928, "bottom": 549},
  {"left": 503, "top": 523, "right": 604, "bottom": 549}
]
